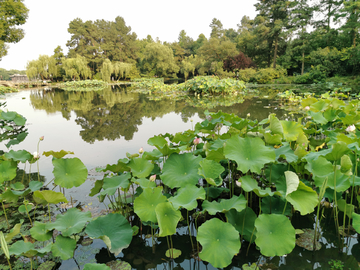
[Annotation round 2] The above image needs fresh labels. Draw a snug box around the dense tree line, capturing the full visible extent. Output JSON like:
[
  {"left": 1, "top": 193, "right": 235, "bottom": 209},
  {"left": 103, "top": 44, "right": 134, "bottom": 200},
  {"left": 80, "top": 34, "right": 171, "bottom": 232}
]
[{"left": 23, "top": 0, "right": 360, "bottom": 81}]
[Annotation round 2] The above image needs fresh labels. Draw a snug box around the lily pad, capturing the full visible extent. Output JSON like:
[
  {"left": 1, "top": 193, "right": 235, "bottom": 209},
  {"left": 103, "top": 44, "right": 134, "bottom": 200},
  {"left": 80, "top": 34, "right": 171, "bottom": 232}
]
[
  {"left": 5, "top": 150, "right": 31, "bottom": 163},
  {"left": 134, "top": 187, "right": 167, "bottom": 223},
  {"left": 165, "top": 248, "right": 182, "bottom": 259},
  {"left": 106, "top": 260, "right": 131, "bottom": 270},
  {"left": 255, "top": 214, "right": 296, "bottom": 257},
  {"left": 85, "top": 213, "right": 133, "bottom": 255},
  {"left": 224, "top": 136, "right": 275, "bottom": 174},
  {"left": 295, "top": 228, "right": 321, "bottom": 251},
  {"left": 53, "top": 157, "right": 88, "bottom": 188},
  {"left": 161, "top": 153, "right": 202, "bottom": 188},
  {"left": 197, "top": 218, "right": 240, "bottom": 268},
  {"left": 84, "top": 263, "right": 111, "bottom": 270}
]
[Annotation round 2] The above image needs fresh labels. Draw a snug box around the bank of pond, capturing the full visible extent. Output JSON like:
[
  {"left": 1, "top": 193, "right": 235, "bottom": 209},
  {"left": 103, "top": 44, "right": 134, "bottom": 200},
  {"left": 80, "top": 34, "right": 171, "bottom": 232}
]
[{"left": 0, "top": 79, "right": 360, "bottom": 270}]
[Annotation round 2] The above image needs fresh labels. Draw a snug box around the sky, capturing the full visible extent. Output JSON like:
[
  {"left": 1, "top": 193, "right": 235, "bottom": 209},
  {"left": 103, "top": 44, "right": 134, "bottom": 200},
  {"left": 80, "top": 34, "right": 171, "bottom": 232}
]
[{"left": 0, "top": 0, "right": 258, "bottom": 71}]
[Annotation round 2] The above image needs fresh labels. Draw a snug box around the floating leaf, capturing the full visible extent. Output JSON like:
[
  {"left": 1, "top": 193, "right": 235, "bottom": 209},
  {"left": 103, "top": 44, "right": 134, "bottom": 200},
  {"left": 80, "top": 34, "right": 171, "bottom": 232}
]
[
  {"left": 134, "top": 187, "right": 167, "bottom": 223},
  {"left": 51, "top": 235, "right": 76, "bottom": 260},
  {"left": 202, "top": 195, "right": 247, "bottom": 215},
  {"left": 85, "top": 213, "right": 132, "bottom": 256},
  {"left": 155, "top": 202, "right": 181, "bottom": 237},
  {"left": 161, "top": 153, "right": 202, "bottom": 188},
  {"left": 295, "top": 228, "right": 321, "bottom": 251},
  {"left": 53, "top": 157, "right": 88, "bottom": 188},
  {"left": 255, "top": 214, "right": 295, "bottom": 257},
  {"left": 197, "top": 218, "right": 240, "bottom": 268},
  {"left": 224, "top": 136, "right": 275, "bottom": 174},
  {"left": 47, "top": 208, "right": 92, "bottom": 237},
  {"left": 168, "top": 185, "right": 205, "bottom": 210},
  {"left": 105, "top": 261, "right": 131, "bottom": 270},
  {"left": 83, "top": 263, "right": 111, "bottom": 270},
  {"left": 165, "top": 248, "right": 181, "bottom": 259}
]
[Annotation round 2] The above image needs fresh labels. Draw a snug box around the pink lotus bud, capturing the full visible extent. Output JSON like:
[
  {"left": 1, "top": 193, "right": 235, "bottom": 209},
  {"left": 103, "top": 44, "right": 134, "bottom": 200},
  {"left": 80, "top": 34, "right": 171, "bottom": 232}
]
[
  {"left": 39, "top": 136, "right": 44, "bottom": 141},
  {"left": 139, "top": 147, "right": 144, "bottom": 154},
  {"left": 193, "top": 138, "right": 200, "bottom": 145},
  {"left": 346, "top": 124, "right": 356, "bottom": 132},
  {"left": 304, "top": 106, "right": 310, "bottom": 111},
  {"left": 149, "top": 175, "right": 156, "bottom": 182}
]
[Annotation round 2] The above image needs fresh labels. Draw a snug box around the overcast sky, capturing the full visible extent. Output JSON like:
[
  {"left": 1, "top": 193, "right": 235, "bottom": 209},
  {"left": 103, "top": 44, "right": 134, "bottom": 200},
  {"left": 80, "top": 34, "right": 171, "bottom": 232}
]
[{"left": 0, "top": 0, "right": 258, "bottom": 71}]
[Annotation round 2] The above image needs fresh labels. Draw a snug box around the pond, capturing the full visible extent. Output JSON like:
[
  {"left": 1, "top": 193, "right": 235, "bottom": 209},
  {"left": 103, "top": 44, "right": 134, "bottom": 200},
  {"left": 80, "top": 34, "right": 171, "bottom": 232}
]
[{"left": 1, "top": 84, "right": 360, "bottom": 270}]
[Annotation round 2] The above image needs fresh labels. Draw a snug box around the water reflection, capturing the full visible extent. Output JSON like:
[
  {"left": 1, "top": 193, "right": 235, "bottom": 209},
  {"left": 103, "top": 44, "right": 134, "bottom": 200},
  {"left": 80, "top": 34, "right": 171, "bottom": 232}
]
[{"left": 29, "top": 86, "right": 286, "bottom": 144}]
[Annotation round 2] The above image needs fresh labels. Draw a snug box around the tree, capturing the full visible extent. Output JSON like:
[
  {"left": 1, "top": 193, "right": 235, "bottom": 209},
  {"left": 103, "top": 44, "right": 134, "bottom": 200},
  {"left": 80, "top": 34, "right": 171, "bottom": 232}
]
[
  {"left": 0, "top": 0, "right": 29, "bottom": 60},
  {"left": 26, "top": 55, "right": 57, "bottom": 81},
  {"left": 223, "top": 52, "right": 256, "bottom": 72},
  {"left": 141, "top": 43, "right": 179, "bottom": 77},
  {"left": 335, "top": 0, "right": 360, "bottom": 47},
  {"left": 210, "top": 18, "right": 224, "bottom": 39},
  {"left": 62, "top": 55, "right": 92, "bottom": 80}
]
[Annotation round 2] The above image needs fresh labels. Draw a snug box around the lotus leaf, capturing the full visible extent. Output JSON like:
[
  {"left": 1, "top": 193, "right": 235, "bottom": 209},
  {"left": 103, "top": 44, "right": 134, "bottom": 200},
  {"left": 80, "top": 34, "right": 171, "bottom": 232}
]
[
  {"left": 310, "top": 100, "right": 328, "bottom": 112},
  {"left": 281, "top": 121, "right": 303, "bottom": 142},
  {"left": 38, "top": 261, "right": 56, "bottom": 270},
  {"left": 285, "top": 171, "right": 299, "bottom": 197},
  {"left": 1, "top": 111, "right": 17, "bottom": 121},
  {"left": 340, "top": 155, "right": 352, "bottom": 173},
  {"left": 18, "top": 204, "right": 33, "bottom": 215},
  {"left": 105, "top": 261, "right": 131, "bottom": 270},
  {"left": 261, "top": 196, "right": 292, "bottom": 215},
  {"left": 264, "top": 133, "right": 282, "bottom": 145},
  {"left": 286, "top": 182, "right": 318, "bottom": 215},
  {"left": 242, "top": 263, "right": 259, "bottom": 270},
  {"left": 84, "top": 264, "right": 111, "bottom": 270},
  {"left": 53, "top": 157, "right": 88, "bottom": 188},
  {"left": 47, "top": 208, "right": 92, "bottom": 237},
  {"left": 127, "top": 157, "right": 154, "bottom": 178},
  {"left": 33, "top": 190, "right": 68, "bottom": 204},
  {"left": 198, "top": 159, "right": 224, "bottom": 186},
  {"left": 131, "top": 177, "right": 157, "bottom": 189},
  {"left": 202, "top": 195, "right": 247, "bottom": 215},
  {"left": 30, "top": 221, "right": 52, "bottom": 241},
  {"left": 295, "top": 229, "right": 321, "bottom": 251},
  {"left": 226, "top": 208, "right": 257, "bottom": 243},
  {"left": 43, "top": 150, "right": 74, "bottom": 159},
  {"left": 305, "top": 156, "right": 333, "bottom": 182},
  {"left": 103, "top": 159, "right": 130, "bottom": 173},
  {"left": 165, "top": 248, "right": 182, "bottom": 259},
  {"left": 5, "top": 222, "right": 23, "bottom": 243},
  {"left": 147, "top": 135, "right": 179, "bottom": 156},
  {"left": 100, "top": 174, "right": 131, "bottom": 196},
  {"left": 155, "top": 202, "right": 181, "bottom": 237},
  {"left": 0, "top": 189, "right": 19, "bottom": 203},
  {"left": 337, "top": 199, "right": 354, "bottom": 218},
  {"left": 8, "top": 241, "right": 36, "bottom": 257},
  {"left": 51, "top": 235, "right": 76, "bottom": 260},
  {"left": 197, "top": 218, "right": 240, "bottom": 268},
  {"left": 161, "top": 153, "right": 202, "bottom": 188},
  {"left": 275, "top": 143, "right": 298, "bottom": 163},
  {"left": 224, "top": 136, "right": 275, "bottom": 174},
  {"left": 0, "top": 160, "right": 17, "bottom": 184},
  {"left": 255, "top": 214, "right": 295, "bottom": 257},
  {"left": 4, "top": 150, "right": 31, "bottom": 163},
  {"left": 326, "top": 170, "right": 351, "bottom": 192},
  {"left": 240, "top": 175, "right": 280, "bottom": 197},
  {"left": 325, "top": 141, "right": 350, "bottom": 161},
  {"left": 10, "top": 182, "right": 24, "bottom": 190},
  {"left": 85, "top": 213, "right": 132, "bottom": 255},
  {"left": 89, "top": 180, "right": 103, "bottom": 197},
  {"left": 308, "top": 111, "right": 328, "bottom": 125},
  {"left": 29, "top": 181, "right": 43, "bottom": 191},
  {"left": 168, "top": 185, "right": 205, "bottom": 210},
  {"left": 134, "top": 187, "right": 167, "bottom": 223},
  {"left": 352, "top": 213, "right": 360, "bottom": 233},
  {"left": 203, "top": 139, "right": 225, "bottom": 162}
]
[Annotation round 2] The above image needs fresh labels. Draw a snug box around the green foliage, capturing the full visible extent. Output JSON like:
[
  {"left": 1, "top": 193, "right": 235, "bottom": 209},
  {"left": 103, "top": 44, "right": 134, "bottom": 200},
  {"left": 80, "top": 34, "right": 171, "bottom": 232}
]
[
  {"left": 61, "top": 80, "right": 107, "bottom": 91},
  {"left": 62, "top": 55, "right": 92, "bottom": 81},
  {"left": 26, "top": 55, "right": 57, "bottom": 81}
]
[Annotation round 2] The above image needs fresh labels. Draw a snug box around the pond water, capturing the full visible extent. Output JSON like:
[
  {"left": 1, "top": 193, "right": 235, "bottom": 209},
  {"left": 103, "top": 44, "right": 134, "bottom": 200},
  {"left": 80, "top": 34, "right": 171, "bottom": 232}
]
[{"left": 1, "top": 85, "right": 359, "bottom": 270}]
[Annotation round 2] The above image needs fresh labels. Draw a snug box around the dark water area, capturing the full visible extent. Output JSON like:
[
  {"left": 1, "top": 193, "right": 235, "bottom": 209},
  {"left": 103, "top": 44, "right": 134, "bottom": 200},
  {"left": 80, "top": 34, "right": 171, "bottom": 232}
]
[{"left": 1, "top": 85, "right": 359, "bottom": 270}]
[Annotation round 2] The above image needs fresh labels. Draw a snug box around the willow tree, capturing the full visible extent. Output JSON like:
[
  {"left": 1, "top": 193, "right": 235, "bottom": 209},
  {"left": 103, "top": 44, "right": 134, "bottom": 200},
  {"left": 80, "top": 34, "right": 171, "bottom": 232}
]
[
  {"left": 101, "top": 59, "right": 113, "bottom": 82},
  {"left": 26, "top": 55, "right": 57, "bottom": 80},
  {"left": 113, "top": 62, "right": 132, "bottom": 80},
  {"left": 62, "top": 55, "right": 91, "bottom": 80},
  {"left": 181, "top": 56, "right": 195, "bottom": 81}
]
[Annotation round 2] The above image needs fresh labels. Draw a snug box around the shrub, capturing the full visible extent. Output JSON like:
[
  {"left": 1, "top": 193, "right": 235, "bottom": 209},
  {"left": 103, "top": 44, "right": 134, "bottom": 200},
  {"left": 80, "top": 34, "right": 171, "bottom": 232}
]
[
  {"left": 237, "top": 68, "right": 257, "bottom": 83},
  {"left": 253, "top": 67, "right": 286, "bottom": 84},
  {"left": 223, "top": 52, "right": 256, "bottom": 72}
]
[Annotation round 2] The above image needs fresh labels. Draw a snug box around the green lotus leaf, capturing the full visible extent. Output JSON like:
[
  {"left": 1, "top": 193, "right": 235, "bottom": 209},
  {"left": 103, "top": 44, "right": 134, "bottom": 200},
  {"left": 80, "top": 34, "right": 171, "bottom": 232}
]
[
  {"left": 269, "top": 114, "right": 283, "bottom": 135},
  {"left": 18, "top": 204, "right": 33, "bottom": 215},
  {"left": 168, "top": 185, "right": 205, "bottom": 210},
  {"left": 280, "top": 121, "right": 303, "bottom": 142},
  {"left": 326, "top": 170, "right": 351, "bottom": 192},
  {"left": 165, "top": 248, "right": 182, "bottom": 259},
  {"left": 203, "top": 139, "right": 225, "bottom": 162},
  {"left": 340, "top": 155, "right": 352, "bottom": 173},
  {"left": 0, "top": 160, "right": 17, "bottom": 184},
  {"left": 8, "top": 240, "right": 35, "bottom": 257},
  {"left": 308, "top": 111, "right": 328, "bottom": 125},
  {"left": 85, "top": 213, "right": 132, "bottom": 255},
  {"left": 103, "top": 159, "right": 130, "bottom": 173},
  {"left": 53, "top": 157, "right": 88, "bottom": 188},
  {"left": 224, "top": 136, "right": 275, "bottom": 174},
  {"left": 324, "top": 109, "right": 338, "bottom": 122},
  {"left": 147, "top": 135, "right": 179, "bottom": 156},
  {"left": 105, "top": 261, "right": 131, "bottom": 270},
  {"left": 100, "top": 174, "right": 131, "bottom": 196},
  {"left": 143, "top": 149, "right": 163, "bottom": 161},
  {"left": 161, "top": 153, "right": 202, "bottom": 188},
  {"left": 352, "top": 213, "right": 360, "bottom": 233},
  {"left": 240, "top": 175, "right": 280, "bottom": 197},
  {"left": 255, "top": 214, "right": 295, "bottom": 257},
  {"left": 89, "top": 180, "right": 103, "bottom": 197},
  {"left": 134, "top": 187, "right": 167, "bottom": 223},
  {"left": 261, "top": 196, "right": 292, "bottom": 215},
  {"left": 264, "top": 133, "right": 283, "bottom": 145},
  {"left": 30, "top": 221, "right": 52, "bottom": 241},
  {"left": 43, "top": 150, "right": 74, "bottom": 159},
  {"left": 295, "top": 228, "right": 321, "bottom": 251},
  {"left": 47, "top": 208, "right": 92, "bottom": 237},
  {"left": 83, "top": 263, "right": 111, "bottom": 270},
  {"left": 127, "top": 157, "right": 154, "bottom": 178},
  {"left": 286, "top": 182, "right": 318, "bottom": 215},
  {"left": 310, "top": 99, "right": 328, "bottom": 112},
  {"left": 33, "top": 190, "right": 68, "bottom": 204},
  {"left": 305, "top": 156, "right": 333, "bottom": 180},
  {"left": 155, "top": 202, "right": 182, "bottom": 237},
  {"left": 198, "top": 159, "right": 224, "bottom": 186},
  {"left": 325, "top": 141, "right": 350, "bottom": 161},
  {"left": 242, "top": 263, "right": 259, "bottom": 270},
  {"left": 0, "top": 189, "right": 19, "bottom": 203},
  {"left": 5, "top": 222, "right": 23, "bottom": 243},
  {"left": 13, "top": 113, "right": 26, "bottom": 126},
  {"left": 29, "top": 181, "right": 43, "bottom": 192},
  {"left": 5, "top": 150, "right": 31, "bottom": 163},
  {"left": 1, "top": 111, "right": 17, "bottom": 121},
  {"left": 10, "top": 182, "right": 25, "bottom": 190},
  {"left": 275, "top": 143, "right": 298, "bottom": 163},
  {"left": 197, "top": 218, "right": 240, "bottom": 268},
  {"left": 301, "top": 97, "right": 317, "bottom": 107},
  {"left": 202, "top": 195, "right": 247, "bottom": 215},
  {"left": 131, "top": 177, "right": 157, "bottom": 189},
  {"left": 35, "top": 243, "right": 53, "bottom": 255},
  {"left": 51, "top": 235, "right": 76, "bottom": 260},
  {"left": 285, "top": 171, "right": 299, "bottom": 197},
  {"left": 338, "top": 199, "right": 354, "bottom": 219},
  {"left": 226, "top": 208, "right": 257, "bottom": 243},
  {"left": 38, "top": 261, "right": 56, "bottom": 270}
]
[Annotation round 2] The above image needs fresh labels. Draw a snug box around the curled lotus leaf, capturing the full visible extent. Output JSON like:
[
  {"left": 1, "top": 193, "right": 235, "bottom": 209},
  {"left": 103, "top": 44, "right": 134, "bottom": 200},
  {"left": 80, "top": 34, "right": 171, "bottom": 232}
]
[
  {"left": 286, "top": 182, "right": 318, "bottom": 215},
  {"left": 198, "top": 159, "right": 224, "bottom": 186},
  {"left": 43, "top": 150, "right": 74, "bottom": 159},
  {"left": 168, "top": 185, "right": 205, "bottom": 210}
]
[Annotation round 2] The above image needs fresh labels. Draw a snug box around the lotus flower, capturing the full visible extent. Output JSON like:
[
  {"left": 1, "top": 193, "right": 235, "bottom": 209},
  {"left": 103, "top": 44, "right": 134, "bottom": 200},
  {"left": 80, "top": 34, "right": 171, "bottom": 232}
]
[
  {"left": 346, "top": 125, "right": 356, "bottom": 132},
  {"left": 193, "top": 138, "right": 200, "bottom": 145}
]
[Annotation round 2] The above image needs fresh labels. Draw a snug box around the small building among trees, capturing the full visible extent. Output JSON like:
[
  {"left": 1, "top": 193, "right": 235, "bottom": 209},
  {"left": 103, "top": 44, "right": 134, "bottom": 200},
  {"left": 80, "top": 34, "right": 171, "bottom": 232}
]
[{"left": 10, "top": 74, "right": 29, "bottom": 82}]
